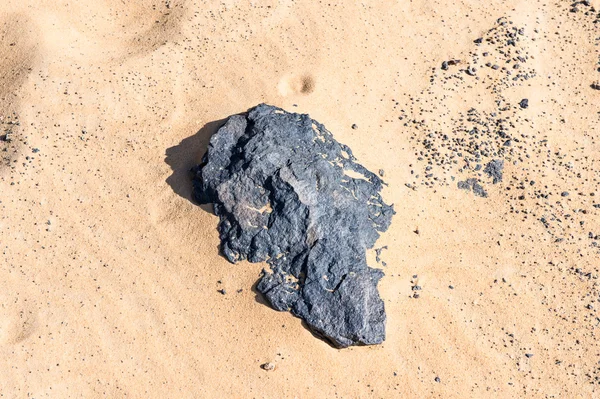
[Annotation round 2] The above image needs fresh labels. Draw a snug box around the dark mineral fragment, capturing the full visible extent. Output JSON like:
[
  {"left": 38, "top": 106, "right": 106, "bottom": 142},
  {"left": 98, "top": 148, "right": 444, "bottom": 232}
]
[
  {"left": 191, "top": 104, "right": 394, "bottom": 348},
  {"left": 484, "top": 159, "right": 504, "bottom": 184},
  {"left": 519, "top": 98, "right": 529, "bottom": 109},
  {"left": 457, "top": 178, "right": 488, "bottom": 198}
]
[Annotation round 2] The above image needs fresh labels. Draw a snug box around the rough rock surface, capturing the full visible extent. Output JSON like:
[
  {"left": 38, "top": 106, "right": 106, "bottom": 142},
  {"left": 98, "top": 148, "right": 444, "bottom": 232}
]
[
  {"left": 457, "top": 178, "right": 488, "bottom": 198},
  {"left": 192, "top": 104, "right": 394, "bottom": 348},
  {"left": 484, "top": 159, "right": 504, "bottom": 184}
]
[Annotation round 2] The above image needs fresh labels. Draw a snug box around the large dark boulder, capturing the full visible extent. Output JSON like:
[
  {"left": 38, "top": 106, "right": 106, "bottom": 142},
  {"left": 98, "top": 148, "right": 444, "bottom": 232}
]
[{"left": 192, "top": 104, "right": 394, "bottom": 348}]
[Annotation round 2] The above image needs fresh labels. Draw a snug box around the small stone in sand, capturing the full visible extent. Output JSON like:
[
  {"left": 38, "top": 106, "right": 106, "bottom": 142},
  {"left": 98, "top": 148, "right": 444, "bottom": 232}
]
[
  {"left": 519, "top": 99, "right": 529, "bottom": 109},
  {"left": 261, "top": 362, "right": 275, "bottom": 371}
]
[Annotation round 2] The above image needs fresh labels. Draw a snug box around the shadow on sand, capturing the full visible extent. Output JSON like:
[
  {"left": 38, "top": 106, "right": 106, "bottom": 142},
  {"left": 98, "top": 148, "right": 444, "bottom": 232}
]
[
  {"left": 250, "top": 278, "right": 337, "bottom": 348},
  {"left": 164, "top": 118, "right": 227, "bottom": 213}
]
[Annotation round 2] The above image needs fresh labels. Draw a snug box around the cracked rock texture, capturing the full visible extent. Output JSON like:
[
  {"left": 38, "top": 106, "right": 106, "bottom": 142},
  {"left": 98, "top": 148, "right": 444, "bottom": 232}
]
[
  {"left": 484, "top": 159, "right": 504, "bottom": 184},
  {"left": 192, "top": 104, "right": 394, "bottom": 348}
]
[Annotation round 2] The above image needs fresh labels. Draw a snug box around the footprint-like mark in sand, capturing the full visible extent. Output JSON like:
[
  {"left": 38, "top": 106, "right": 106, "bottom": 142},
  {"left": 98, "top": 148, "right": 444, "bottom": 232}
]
[
  {"left": 0, "top": 12, "right": 39, "bottom": 114},
  {"left": 0, "top": 12, "right": 39, "bottom": 176},
  {"left": 43, "top": 0, "right": 185, "bottom": 60},
  {"left": 278, "top": 73, "right": 316, "bottom": 96},
  {"left": 125, "top": 2, "right": 185, "bottom": 58},
  {"left": 0, "top": 292, "right": 37, "bottom": 345}
]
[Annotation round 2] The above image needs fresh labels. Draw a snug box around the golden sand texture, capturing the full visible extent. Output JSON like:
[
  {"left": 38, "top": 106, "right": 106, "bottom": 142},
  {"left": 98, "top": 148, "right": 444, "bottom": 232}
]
[{"left": 1, "top": 0, "right": 600, "bottom": 397}]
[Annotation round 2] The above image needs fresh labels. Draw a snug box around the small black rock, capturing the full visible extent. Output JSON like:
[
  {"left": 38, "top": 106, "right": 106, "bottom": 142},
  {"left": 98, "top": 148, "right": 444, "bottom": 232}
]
[
  {"left": 483, "top": 159, "right": 504, "bottom": 184},
  {"left": 519, "top": 98, "right": 529, "bottom": 109}
]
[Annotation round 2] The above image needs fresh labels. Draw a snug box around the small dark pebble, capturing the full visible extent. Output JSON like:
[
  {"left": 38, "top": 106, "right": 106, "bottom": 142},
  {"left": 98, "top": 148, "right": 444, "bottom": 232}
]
[
  {"left": 261, "top": 362, "right": 275, "bottom": 371},
  {"left": 519, "top": 99, "right": 529, "bottom": 109},
  {"left": 218, "top": 289, "right": 227, "bottom": 295},
  {"left": 525, "top": 353, "right": 533, "bottom": 358},
  {"left": 435, "top": 377, "right": 441, "bottom": 383},
  {"left": 561, "top": 191, "right": 569, "bottom": 197},
  {"left": 351, "top": 124, "right": 358, "bottom": 130}
]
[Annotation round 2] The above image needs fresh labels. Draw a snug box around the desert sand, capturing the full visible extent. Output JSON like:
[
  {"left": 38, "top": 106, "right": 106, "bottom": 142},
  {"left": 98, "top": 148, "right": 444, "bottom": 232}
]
[{"left": 2, "top": 0, "right": 600, "bottom": 397}]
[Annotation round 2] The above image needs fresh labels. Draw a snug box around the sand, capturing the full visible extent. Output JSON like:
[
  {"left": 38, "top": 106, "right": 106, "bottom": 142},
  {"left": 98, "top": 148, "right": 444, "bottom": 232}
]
[{"left": 1, "top": 0, "right": 600, "bottom": 397}]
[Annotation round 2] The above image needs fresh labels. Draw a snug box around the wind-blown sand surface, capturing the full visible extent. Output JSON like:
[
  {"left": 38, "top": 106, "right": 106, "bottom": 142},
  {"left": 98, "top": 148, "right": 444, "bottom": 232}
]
[{"left": 2, "top": 0, "right": 600, "bottom": 397}]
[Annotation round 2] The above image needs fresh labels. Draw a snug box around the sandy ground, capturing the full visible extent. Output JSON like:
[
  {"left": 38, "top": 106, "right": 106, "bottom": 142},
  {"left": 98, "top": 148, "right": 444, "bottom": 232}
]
[{"left": 2, "top": 0, "right": 600, "bottom": 397}]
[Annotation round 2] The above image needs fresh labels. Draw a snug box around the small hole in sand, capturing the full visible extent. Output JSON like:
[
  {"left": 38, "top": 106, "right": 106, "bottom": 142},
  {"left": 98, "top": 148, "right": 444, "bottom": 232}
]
[
  {"left": 300, "top": 75, "right": 315, "bottom": 94},
  {"left": 278, "top": 73, "right": 316, "bottom": 96}
]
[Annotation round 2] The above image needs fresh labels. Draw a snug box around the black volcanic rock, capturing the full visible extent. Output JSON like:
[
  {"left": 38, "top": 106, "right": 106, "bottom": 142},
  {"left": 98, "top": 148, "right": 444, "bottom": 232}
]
[
  {"left": 457, "top": 178, "right": 488, "bottom": 198},
  {"left": 484, "top": 159, "right": 504, "bottom": 184},
  {"left": 519, "top": 98, "right": 529, "bottom": 109},
  {"left": 192, "top": 104, "right": 394, "bottom": 348}
]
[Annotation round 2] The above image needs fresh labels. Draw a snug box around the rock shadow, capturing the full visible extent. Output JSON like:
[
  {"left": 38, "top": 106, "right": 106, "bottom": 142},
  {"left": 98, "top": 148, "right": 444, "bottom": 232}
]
[
  {"left": 250, "top": 278, "right": 338, "bottom": 349},
  {"left": 165, "top": 118, "right": 227, "bottom": 212}
]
